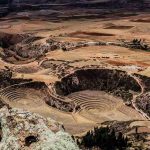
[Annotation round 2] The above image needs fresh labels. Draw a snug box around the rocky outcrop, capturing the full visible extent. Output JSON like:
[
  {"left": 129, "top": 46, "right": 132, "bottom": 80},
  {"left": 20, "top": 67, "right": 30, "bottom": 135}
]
[
  {"left": 0, "top": 32, "right": 30, "bottom": 48},
  {"left": 0, "top": 33, "right": 52, "bottom": 63},
  {"left": 0, "top": 103, "right": 79, "bottom": 150},
  {"left": 45, "top": 96, "right": 77, "bottom": 112}
]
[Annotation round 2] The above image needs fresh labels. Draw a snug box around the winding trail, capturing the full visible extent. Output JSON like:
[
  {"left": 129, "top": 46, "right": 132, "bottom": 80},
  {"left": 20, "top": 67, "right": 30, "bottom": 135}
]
[{"left": 129, "top": 74, "right": 150, "bottom": 120}]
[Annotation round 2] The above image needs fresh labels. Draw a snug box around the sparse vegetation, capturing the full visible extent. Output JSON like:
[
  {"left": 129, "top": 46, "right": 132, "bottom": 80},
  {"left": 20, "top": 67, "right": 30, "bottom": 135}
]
[
  {"left": 79, "top": 126, "right": 128, "bottom": 150},
  {"left": 131, "top": 39, "right": 149, "bottom": 51}
]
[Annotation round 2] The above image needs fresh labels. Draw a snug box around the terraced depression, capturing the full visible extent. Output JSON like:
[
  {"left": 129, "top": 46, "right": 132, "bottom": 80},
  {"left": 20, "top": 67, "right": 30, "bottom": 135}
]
[
  {"left": 68, "top": 90, "right": 142, "bottom": 121},
  {"left": 0, "top": 0, "right": 150, "bottom": 148}
]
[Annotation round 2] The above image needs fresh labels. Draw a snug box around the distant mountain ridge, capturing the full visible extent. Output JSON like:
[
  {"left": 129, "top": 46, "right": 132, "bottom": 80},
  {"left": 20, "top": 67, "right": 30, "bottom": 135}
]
[
  {"left": 0, "top": 0, "right": 149, "bottom": 5},
  {"left": 0, "top": 0, "right": 149, "bottom": 17}
]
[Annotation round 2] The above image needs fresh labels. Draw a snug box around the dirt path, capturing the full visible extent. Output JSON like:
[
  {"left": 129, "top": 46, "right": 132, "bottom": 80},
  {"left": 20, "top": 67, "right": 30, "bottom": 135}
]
[{"left": 129, "top": 74, "right": 150, "bottom": 119}]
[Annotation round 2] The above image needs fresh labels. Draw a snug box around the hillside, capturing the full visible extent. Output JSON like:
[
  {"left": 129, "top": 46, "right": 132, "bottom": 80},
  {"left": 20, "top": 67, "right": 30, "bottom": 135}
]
[{"left": 0, "top": 0, "right": 150, "bottom": 149}]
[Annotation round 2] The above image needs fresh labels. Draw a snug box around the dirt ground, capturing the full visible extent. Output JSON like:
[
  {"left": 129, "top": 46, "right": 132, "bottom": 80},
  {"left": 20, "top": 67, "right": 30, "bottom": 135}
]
[{"left": 0, "top": 9, "right": 150, "bottom": 135}]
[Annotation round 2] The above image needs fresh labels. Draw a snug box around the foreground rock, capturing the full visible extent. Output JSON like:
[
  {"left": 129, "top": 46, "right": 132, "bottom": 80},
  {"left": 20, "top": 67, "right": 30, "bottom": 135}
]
[{"left": 0, "top": 104, "right": 79, "bottom": 150}]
